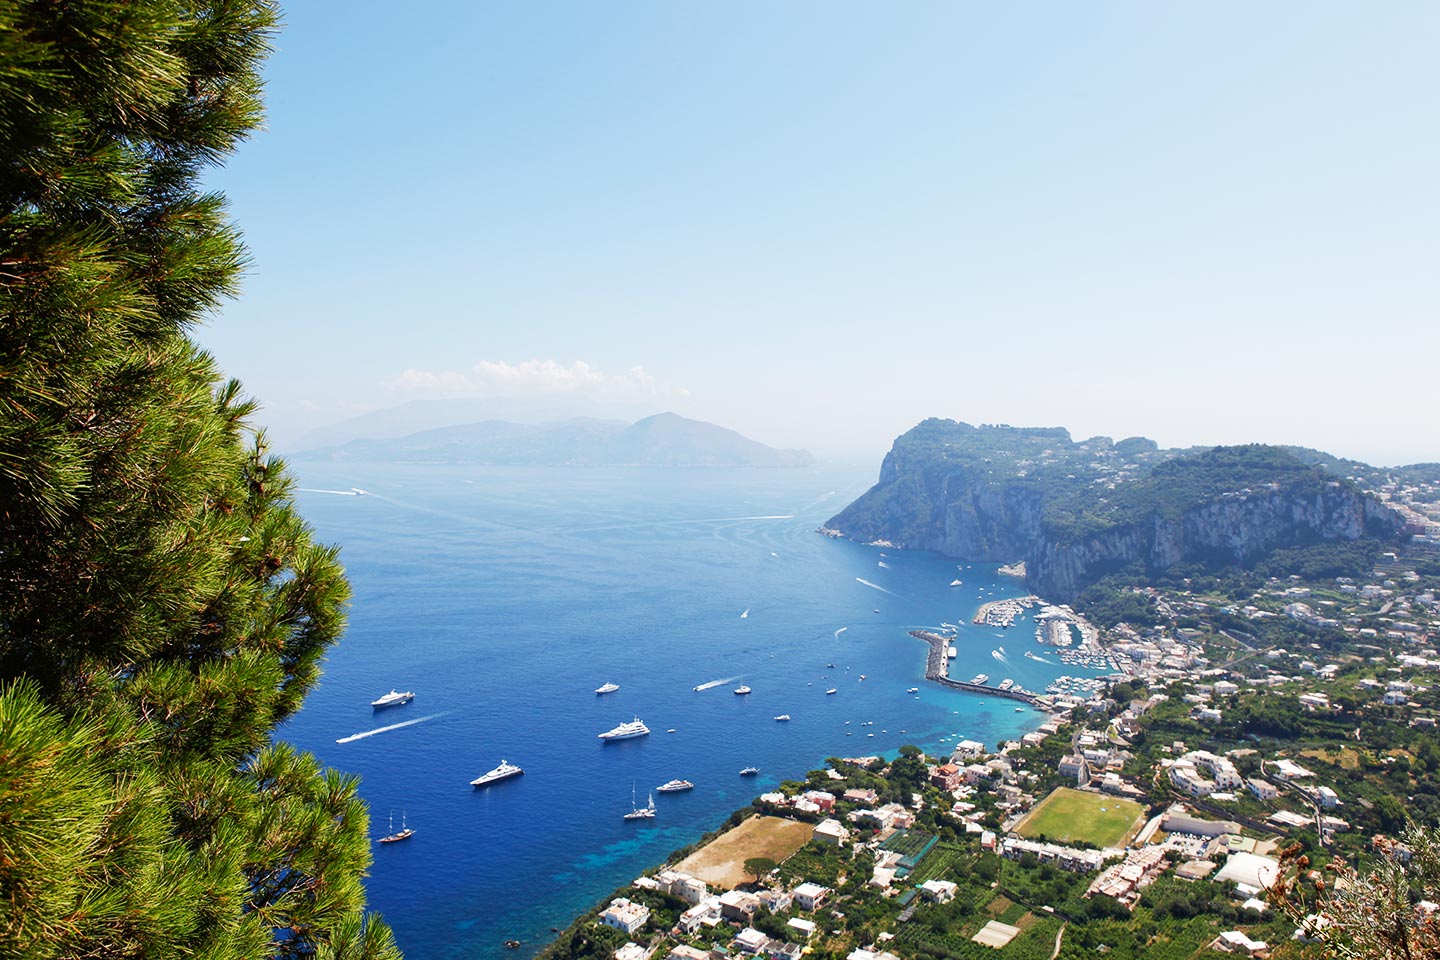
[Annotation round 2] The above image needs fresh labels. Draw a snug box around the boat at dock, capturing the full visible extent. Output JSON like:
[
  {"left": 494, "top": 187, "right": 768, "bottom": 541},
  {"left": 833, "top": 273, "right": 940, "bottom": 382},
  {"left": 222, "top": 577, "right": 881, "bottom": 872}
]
[
  {"left": 657, "top": 779, "right": 694, "bottom": 793},
  {"left": 595, "top": 682, "right": 619, "bottom": 695},
  {"left": 969, "top": 674, "right": 989, "bottom": 685},
  {"left": 370, "top": 689, "right": 414, "bottom": 709},
  {"left": 739, "top": 766, "right": 759, "bottom": 776},
  {"left": 773, "top": 714, "right": 790, "bottom": 722},
  {"left": 998, "top": 679, "right": 1014, "bottom": 691},
  {"left": 377, "top": 811, "right": 413, "bottom": 844},
  {"left": 599, "top": 718, "right": 650, "bottom": 741},
  {"left": 470, "top": 759, "right": 523, "bottom": 788},
  {"left": 733, "top": 685, "right": 751, "bottom": 695}
]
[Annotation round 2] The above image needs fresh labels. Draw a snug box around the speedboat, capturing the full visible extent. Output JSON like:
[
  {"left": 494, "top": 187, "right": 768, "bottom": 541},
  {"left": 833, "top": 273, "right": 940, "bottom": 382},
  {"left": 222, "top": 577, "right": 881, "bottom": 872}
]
[
  {"left": 906, "top": 687, "right": 919, "bottom": 694},
  {"left": 370, "top": 690, "right": 414, "bottom": 709},
  {"left": 858, "top": 674, "right": 866, "bottom": 681},
  {"left": 657, "top": 779, "right": 694, "bottom": 793},
  {"left": 598, "top": 718, "right": 650, "bottom": 741},
  {"left": 595, "top": 682, "right": 619, "bottom": 695},
  {"left": 739, "top": 767, "right": 759, "bottom": 776},
  {"left": 773, "top": 714, "right": 791, "bottom": 722},
  {"left": 471, "top": 759, "right": 523, "bottom": 788},
  {"left": 733, "top": 686, "right": 752, "bottom": 695}
]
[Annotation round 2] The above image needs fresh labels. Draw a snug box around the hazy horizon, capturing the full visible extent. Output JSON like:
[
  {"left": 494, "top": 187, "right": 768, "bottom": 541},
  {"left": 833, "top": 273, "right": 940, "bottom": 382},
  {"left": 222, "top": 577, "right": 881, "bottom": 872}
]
[{"left": 197, "top": 2, "right": 1440, "bottom": 466}]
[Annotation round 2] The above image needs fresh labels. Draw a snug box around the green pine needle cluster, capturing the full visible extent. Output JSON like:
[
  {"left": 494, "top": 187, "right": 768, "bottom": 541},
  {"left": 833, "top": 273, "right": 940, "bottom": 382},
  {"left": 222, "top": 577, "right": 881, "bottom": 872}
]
[{"left": 0, "top": 2, "right": 399, "bottom": 956}]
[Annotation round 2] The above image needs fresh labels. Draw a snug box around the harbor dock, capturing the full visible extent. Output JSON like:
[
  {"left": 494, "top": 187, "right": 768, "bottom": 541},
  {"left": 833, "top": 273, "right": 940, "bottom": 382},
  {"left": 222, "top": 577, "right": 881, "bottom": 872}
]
[{"left": 910, "top": 630, "right": 1049, "bottom": 709}]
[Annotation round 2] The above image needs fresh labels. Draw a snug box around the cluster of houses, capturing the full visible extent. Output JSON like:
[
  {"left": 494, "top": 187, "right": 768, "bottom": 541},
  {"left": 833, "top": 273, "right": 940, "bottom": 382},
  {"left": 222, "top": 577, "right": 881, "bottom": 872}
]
[{"left": 606, "top": 871, "right": 835, "bottom": 960}]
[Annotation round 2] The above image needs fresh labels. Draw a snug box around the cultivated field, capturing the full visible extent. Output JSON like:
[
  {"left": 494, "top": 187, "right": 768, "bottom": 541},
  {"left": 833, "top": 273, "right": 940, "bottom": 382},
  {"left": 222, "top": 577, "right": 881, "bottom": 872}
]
[
  {"left": 673, "top": 815, "right": 815, "bottom": 889},
  {"left": 1015, "top": 787, "right": 1145, "bottom": 848}
]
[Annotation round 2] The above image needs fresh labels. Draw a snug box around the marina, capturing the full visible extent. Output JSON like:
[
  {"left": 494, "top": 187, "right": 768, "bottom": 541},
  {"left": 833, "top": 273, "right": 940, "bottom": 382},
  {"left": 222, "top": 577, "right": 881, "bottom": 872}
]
[{"left": 909, "top": 630, "right": 1050, "bottom": 707}]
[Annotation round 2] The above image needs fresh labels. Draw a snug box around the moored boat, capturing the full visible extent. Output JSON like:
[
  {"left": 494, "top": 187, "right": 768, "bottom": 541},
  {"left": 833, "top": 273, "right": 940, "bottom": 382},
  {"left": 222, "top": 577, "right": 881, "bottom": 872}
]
[
  {"left": 657, "top": 779, "right": 694, "bottom": 793},
  {"left": 733, "top": 685, "right": 751, "bottom": 695},
  {"left": 599, "top": 717, "right": 650, "bottom": 741},
  {"left": 739, "top": 766, "right": 759, "bottom": 776},
  {"left": 773, "top": 714, "right": 791, "bottom": 722},
  {"left": 471, "top": 759, "right": 523, "bottom": 788},
  {"left": 377, "top": 811, "right": 414, "bottom": 843},
  {"left": 623, "top": 785, "right": 656, "bottom": 820},
  {"left": 595, "top": 682, "right": 619, "bottom": 695}
]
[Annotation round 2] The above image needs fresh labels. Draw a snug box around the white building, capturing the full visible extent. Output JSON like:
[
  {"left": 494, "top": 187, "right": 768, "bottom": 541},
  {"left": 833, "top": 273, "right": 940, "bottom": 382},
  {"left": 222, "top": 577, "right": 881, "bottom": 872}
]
[
  {"left": 919, "top": 879, "right": 958, "bottom": 903},
  {"left": 813, "top": 818, "right": 850, "bottom": 846},
  {"left": 793, "top": 882, "right": 830, "bottom": 911},
  {"left": 599, "top": 898, "right": 650, "bottom": 935}
]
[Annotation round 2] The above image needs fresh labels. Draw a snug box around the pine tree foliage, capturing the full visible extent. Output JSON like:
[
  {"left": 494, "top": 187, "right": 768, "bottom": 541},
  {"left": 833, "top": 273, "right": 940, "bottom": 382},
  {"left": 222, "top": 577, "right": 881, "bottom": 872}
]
[{"left": 0, "top": 2, "right": 399, "bottom": 956}]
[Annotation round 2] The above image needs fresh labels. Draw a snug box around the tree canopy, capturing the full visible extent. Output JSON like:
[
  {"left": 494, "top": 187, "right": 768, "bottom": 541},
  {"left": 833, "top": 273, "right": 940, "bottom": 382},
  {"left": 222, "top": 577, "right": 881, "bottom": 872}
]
[{"left": 0, "top": 1, "right": 397, "bottom": 956}]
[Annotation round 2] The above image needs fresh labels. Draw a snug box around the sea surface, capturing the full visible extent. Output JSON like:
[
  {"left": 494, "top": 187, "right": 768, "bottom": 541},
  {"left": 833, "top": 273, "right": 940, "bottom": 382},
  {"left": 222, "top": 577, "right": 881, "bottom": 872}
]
[{"left": 281, "top": 461, "right": 1099, "bottom": 960}]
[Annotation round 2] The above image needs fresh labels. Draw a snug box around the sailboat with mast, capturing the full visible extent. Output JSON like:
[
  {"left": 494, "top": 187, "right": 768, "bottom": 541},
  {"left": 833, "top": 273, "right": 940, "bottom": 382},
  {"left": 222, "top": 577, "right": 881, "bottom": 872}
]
[
  {"left": 377, "top": 810, "right": 414, "bottom": 843},
  {"left": 622, "top": 782, "right": 655, "bottom": 821}
]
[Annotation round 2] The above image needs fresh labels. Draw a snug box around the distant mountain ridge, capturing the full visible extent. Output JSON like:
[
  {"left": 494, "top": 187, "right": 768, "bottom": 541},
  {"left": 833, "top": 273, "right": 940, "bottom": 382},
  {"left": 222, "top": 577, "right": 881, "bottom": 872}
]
[
  {"left": 295, "top": 412, "right": 815, "bottom": 468},
  {"left": 824, "top": 419, "right": 1408, "bottom": 601}
]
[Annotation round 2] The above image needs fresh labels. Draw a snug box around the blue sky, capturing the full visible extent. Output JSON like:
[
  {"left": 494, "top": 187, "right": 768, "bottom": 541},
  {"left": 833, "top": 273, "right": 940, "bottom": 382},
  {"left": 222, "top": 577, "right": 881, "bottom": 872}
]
[{"left": 199, "top": 2, "right": 1439, "bottom": 463}]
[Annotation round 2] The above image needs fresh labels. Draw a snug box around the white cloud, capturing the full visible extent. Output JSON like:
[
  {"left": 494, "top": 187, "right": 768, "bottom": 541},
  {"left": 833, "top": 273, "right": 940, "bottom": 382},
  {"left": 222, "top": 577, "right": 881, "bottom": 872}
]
[{"left": 389, "top": 359, "right": 687, "bottom": 402}]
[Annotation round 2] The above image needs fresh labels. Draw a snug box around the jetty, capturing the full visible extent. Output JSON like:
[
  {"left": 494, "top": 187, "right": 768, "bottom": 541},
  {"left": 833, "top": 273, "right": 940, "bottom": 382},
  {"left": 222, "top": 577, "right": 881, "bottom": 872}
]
[{"left": 909, "top": 630, "right": 1048, "bottom": 709}]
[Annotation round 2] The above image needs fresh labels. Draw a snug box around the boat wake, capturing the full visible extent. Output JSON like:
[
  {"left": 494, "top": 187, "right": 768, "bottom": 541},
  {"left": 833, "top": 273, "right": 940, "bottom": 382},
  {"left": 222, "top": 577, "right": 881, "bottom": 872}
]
[
  {"left": 300, "top": 487, "right": 363, "bottom": 496},
  {"left": 336, "top": 713, "right": 443, "bottom": 744},
  {"left": 692, "top": 676, "right": 741, "bottom": 692},
  {"left": 991, "top": 649, "right": 1008, "bottom": 663},
  {"left": 854, "top": 577, "right": 898, "bottom": 597},
  {"left": 833, "top": 627, "right": 848, "bottom": 638}
]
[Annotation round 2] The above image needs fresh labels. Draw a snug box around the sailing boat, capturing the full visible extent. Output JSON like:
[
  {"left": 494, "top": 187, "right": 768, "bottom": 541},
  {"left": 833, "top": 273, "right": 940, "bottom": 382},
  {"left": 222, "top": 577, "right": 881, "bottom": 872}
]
[
  {"left": 622, "top": 783, "right": 655, "bottom": 821},
  {"left": 377, "top": 810, "right": 414, "bottom": 843}
]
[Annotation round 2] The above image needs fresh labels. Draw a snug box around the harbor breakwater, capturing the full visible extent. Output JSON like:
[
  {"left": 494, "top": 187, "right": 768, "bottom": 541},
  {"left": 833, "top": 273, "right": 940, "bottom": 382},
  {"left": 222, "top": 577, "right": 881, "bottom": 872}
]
[{"left": 910, "top": 630, "right": 1049, "bottom": 708}]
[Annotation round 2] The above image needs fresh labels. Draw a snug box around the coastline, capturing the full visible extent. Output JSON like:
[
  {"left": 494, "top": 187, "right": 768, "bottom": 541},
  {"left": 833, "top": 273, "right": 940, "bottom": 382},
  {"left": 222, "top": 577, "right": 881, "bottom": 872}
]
[{"left": 533, "top": 594, "right": 1072, "bottom": 960}]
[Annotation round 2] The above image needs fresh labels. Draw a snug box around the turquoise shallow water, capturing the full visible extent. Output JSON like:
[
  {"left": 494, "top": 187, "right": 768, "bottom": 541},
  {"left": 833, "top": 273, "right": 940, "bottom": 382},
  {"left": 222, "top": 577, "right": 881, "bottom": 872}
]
[{"left": 281, "top": 461, "right": 1092, "bottom": 959}]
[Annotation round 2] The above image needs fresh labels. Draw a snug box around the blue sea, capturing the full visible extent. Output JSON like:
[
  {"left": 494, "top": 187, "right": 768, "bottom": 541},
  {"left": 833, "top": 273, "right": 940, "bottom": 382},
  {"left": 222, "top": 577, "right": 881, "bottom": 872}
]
[{"left": 281, "top": 461, "right": 1094, "bottom": 960}]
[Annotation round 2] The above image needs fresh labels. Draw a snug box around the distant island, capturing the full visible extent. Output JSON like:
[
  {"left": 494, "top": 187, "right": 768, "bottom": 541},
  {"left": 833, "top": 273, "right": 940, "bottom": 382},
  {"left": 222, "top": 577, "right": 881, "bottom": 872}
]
[
  {"left": 294, "top": 412, "right": 815, "bottom": 468},
  {"left": 824, "top": 420, "right": 1425, "bottom": 602}
]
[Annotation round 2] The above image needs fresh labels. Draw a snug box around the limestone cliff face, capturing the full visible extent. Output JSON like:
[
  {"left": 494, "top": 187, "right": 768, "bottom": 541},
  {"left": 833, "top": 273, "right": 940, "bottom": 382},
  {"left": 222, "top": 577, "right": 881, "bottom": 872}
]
[
  {"left": 825, "top": 420, "right": 1404, "bottom": 603},
  {"left": 1026, "top": 485, "right": 1396, "bottom": 600}
]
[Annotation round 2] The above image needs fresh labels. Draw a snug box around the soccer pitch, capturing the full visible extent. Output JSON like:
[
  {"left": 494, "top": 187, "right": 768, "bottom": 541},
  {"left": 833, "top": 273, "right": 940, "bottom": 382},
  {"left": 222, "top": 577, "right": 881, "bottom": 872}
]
[{"left": 1015, "top": 787, "right": 1145, "bottom": 848}]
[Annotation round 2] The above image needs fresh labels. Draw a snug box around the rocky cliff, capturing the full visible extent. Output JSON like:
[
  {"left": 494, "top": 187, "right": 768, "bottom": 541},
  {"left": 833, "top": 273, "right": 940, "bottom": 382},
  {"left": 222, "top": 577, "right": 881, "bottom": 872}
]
[{"left": 824, "top": 420, "right": 1404, "bottom": 602}]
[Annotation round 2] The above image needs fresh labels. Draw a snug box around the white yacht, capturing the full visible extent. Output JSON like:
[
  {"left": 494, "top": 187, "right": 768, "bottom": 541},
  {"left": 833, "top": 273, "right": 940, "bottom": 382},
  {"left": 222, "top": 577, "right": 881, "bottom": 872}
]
[
  {"left": 657, "top": 779, "right": 694, "bottom": 793},
  {"left": 825, "top": 688, "right": 837, "bottom": 695},
  {"left": 599, "top": 717, "right": 650, "bottom": 741},
  {"left": 470, "top": 759, "right": 524, "bottom": 788},
  {"left": 906, "top": 687, "right": 919, "bottom": 694},
  {"left": 595, "top": 682, "right": 620, "bottom": 695},
  {"left": 969, "top": 674, "right": 989, "bottom": 685},
  {"left": 370, "top": 689, "right": 414, "bottom": 709},
  {"left": 733, "top": 685, "right": 751, "bottom": 695},
  {"left": 773, "top": 714, "right": 791, "bottom": 722}
]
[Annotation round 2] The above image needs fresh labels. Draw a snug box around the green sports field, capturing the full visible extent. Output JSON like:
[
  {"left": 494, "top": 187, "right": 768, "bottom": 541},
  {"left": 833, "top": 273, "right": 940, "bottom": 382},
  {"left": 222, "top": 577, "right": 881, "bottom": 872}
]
[{"left": 1015, "top": 787, "right": 1145, "bottom": 848}]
